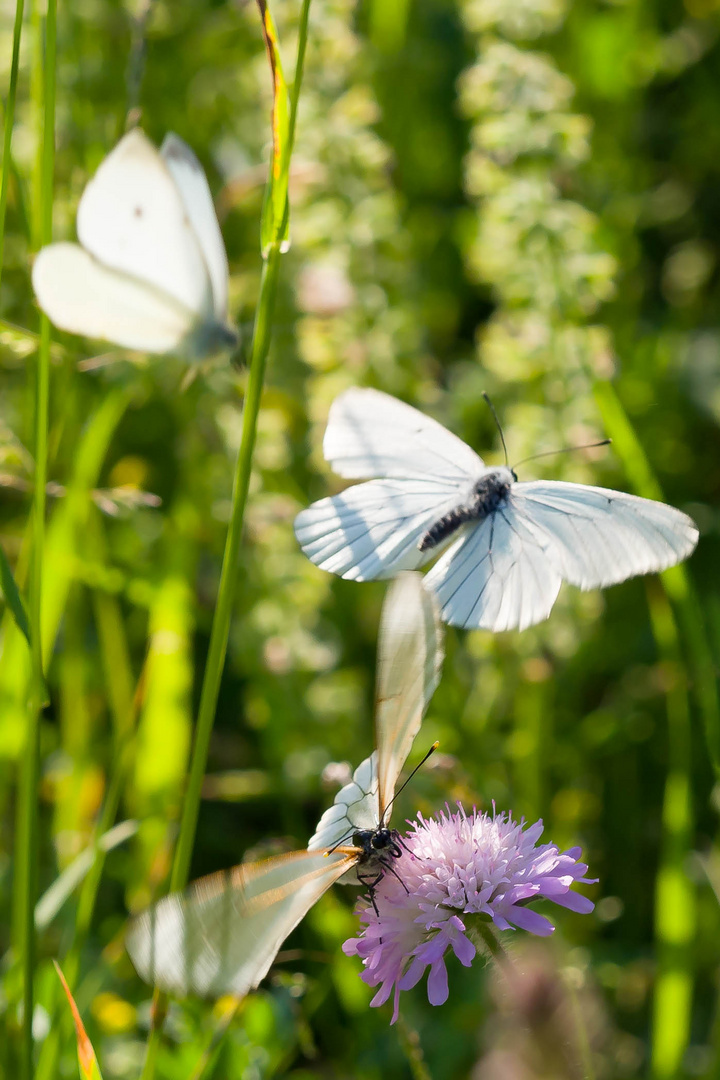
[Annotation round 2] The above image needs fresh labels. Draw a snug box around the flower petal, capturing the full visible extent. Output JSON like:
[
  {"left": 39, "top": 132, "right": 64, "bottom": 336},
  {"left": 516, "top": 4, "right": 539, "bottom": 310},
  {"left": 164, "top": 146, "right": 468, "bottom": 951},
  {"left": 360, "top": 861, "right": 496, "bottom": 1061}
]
[
  {"left": 426, "top": 960, "right": 449, "bottom": 1006},
  {"left": 505, "top": 906, "right": 555, "bottom": 936}
]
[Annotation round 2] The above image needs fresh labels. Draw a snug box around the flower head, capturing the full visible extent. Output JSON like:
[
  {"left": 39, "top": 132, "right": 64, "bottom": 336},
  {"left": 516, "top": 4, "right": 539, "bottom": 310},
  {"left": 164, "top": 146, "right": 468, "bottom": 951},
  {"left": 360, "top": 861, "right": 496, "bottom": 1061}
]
[{"left": 343, "top": 804, "right": 595, "bottom": 1023}]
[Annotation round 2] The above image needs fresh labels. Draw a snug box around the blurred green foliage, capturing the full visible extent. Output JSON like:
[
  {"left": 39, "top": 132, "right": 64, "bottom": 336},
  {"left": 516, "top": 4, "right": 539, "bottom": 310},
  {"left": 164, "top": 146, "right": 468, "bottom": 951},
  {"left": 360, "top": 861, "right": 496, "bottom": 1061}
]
[{"left": 1, "top": 0, "right": 720, "bottom": 1077}]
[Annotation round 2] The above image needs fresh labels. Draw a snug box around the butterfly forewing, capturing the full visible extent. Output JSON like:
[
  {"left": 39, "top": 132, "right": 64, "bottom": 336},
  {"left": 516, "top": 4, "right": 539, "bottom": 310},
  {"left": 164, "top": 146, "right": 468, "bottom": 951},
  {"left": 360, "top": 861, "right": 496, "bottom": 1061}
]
[
  {"left": 323, "top": 388, "right": 485, "bottom": 482},
  {"left": 375, "top": 573, "right": 444, "bottom": 817},
  {"left": 76, "top": 129, "right": 213, "bottom": 320},
  {"left": 160, "top": 134, "right": 230, "bottom": 323},
  {"left": 294, "top": 479, "right": 457, "bottom": 581},
  {"left": 126, "top": 850, "right": 354, "bottom": 998}
]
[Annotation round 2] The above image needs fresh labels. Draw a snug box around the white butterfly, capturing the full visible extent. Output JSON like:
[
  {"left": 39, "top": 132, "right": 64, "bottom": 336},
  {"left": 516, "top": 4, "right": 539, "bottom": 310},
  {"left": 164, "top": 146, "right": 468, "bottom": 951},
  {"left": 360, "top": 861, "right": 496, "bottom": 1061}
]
[
  {"left": 126, "top": 572, "right": 443, "bottom": 998},
  {"left": 32, "top": 129, "right": 237, "bottom": 358},
  {"left": 294, "top": 388, "right": 699, "bottom": 633}
]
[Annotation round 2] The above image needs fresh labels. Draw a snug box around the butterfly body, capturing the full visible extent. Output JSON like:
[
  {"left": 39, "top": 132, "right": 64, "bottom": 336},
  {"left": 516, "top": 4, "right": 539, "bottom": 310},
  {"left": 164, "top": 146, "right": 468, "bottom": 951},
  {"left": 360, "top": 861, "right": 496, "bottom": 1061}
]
[
  {"left": 419, "top": 466, "right": 516, "bottom": 552},
  {"left": 353, "top": 826, "right": 403, "bottom": 883}
]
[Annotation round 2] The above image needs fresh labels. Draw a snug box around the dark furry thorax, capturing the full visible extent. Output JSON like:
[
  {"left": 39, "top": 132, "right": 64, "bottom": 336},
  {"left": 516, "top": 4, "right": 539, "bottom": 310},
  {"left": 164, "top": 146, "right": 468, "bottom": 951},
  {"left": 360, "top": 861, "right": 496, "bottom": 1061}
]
[
  {"left": 418, "top": 468, "right": 514, "bottom": 552},
  {"left": 353, "top": 826, "right": 403, "bottom": 887}
]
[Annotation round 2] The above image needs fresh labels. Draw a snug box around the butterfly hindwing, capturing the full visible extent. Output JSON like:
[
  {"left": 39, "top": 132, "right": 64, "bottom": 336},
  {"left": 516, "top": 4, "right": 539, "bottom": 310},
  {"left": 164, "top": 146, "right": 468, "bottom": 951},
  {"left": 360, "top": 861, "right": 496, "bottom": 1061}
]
[
  {"left": 126, "top": 850, "right": 354, "bottom": 998},
  {"left": 307, "top": 753, "right": 379, "bottom": 854},
  {"left": 31, "top": 243, "right": 195, "bottom": 353},
  {"left": 424, "top": 499, "right": 562, "bottom": 632},
  {"left": 513, "top": 481, "right": 699, "bottom": 589}
]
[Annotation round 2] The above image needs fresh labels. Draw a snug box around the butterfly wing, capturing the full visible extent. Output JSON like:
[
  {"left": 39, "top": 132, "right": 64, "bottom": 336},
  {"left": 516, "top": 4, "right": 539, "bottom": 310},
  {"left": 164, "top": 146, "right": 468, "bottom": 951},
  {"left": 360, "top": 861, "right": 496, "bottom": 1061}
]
[
  {"left": 295, "top": 389, "right": 486, "bottom": 581},
  {"left": 32, "top": 243, "right": 196, "bottom": 353},
  {"left": 375, "top": 572, "right": 444, "bottom": 818},
  {"left": 160, "top": 134, "right": 231, "bottom": 324},
  {"left": 513, "top": 481, "right": 698, "bottom": 588},
  {"left": 76, "top": 129, "right": 213, "bottom": 320},
  {"left": 323, "top": 387, "right": 485, "bottom": 482},
  {"left": 294, "top": 478, "right": 463, "bottom": 580},
  {"left": 424, "top": 502, "right": 563, "bottom": 632},
  {"left": 126, "top": 849, "right": 354, "bottom": 998},
  {"left": 307, "top": 753, "right": 379, "bottom": 853}
]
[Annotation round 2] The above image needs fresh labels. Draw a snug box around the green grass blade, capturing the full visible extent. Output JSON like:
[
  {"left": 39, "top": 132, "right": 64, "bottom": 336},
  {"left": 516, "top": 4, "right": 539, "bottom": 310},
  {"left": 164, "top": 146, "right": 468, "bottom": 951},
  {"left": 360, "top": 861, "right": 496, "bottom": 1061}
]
[
  {"left": 0, "top": 0, "right": 25, "bottom": 286},
  {"left": 14, "top": 1, "right": 55, "bottom": 1075},
  {"left": 0, "top": 542, "right": 31, "bottom": 645},
  {"left": 35, "top": 820, "right": 138, "bottom": 930},
  {"left": 139, "top": 7, "right": 313, "bottom": 1078},
  {"left": 647, "top": 582, "right": 696, "bottom": 1080},
  {"left": 257, "top": 0, "right": 290, "bottom": 254},
  {"left": 53, "top": 963, "right": 104, "bottom": 1080},
  {"left": 593, "top": 378, "right": 720, "bottom": 774}
]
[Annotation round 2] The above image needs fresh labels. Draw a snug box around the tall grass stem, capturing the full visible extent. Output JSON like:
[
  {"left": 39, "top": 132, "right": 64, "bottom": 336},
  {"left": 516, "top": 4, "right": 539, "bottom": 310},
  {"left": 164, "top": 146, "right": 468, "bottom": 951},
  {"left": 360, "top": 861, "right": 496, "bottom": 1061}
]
[
  {"left": 140, "top": 11, "right": 312, "bottom": 1077},
  {"left": 0, "top": 0, "right": 25, "bottom": 285},
  {"left": 170, "top": 0, "right": 310, "bottom": 905},
  {"left": 13, "top": 1, "right": 55, "bottom": 1077},
  {"left": 169, "top": 244, "right": 281, "bottom": 894}
]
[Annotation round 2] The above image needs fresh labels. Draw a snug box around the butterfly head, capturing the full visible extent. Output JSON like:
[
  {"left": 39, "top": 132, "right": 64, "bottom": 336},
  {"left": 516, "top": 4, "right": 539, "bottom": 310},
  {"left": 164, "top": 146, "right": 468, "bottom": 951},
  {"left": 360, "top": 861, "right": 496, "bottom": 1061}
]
[
  {"left": 184, "top": 318, "right": 239, "bottom": 361},
  {"left": 353, "top": 826, "right": 402, "bottom": 860},
  {"left": 489, "top": 465, "right": 517, "bottom": 485},
  {"left": 465, "top": 467, "right": 515, "bottom": 516}
]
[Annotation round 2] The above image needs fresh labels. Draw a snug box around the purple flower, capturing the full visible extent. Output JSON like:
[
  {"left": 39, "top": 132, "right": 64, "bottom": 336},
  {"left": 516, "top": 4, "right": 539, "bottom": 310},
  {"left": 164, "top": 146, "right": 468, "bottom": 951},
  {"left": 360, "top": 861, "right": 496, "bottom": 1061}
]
[{"left": 343, "top": 805, "right": 596, "bottom": 1023}]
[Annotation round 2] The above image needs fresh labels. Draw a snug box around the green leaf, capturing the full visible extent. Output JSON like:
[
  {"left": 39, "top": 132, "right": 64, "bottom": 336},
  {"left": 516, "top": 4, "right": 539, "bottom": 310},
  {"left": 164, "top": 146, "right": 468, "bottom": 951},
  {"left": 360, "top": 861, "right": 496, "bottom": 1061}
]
[
  {"left": 0, "top": 541, "right": 30, "bottom": 646},
  {"left": 257, "top": 0, "right": 290, "bottom": 256},
  {"left": 35, "top": 819, "right": 139, "bottom": 930}
]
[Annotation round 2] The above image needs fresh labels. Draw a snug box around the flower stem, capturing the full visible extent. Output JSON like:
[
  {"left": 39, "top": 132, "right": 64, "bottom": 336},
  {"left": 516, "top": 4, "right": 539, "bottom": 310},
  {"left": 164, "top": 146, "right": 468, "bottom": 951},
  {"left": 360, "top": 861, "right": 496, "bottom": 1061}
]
[
  {"left": 396, "top": 1013, "right": 433, "bottom": 1080},
  {"left": 14, "top": 1, "right": 55, "bottom": 1077},
  {"left": 468, "top": 918, "right": 508, "bottom": 964}
]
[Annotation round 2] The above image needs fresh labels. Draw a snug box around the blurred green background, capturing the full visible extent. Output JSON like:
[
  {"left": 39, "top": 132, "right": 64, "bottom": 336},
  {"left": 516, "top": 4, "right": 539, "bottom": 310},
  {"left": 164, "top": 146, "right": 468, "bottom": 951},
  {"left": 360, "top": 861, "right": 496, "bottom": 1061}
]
[{"left": 1, "top": 0, "right": 720, "bottom": 1076}]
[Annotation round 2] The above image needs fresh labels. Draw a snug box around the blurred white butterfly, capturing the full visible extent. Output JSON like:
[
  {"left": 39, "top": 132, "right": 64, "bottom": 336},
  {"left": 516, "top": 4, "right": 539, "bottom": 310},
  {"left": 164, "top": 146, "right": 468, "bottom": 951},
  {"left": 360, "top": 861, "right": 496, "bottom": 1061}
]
[
  {"left": 126, "top": 572, "right": 443, "bottom": 998},
  {"left": 294, "top": 388, "right": 699, "bottom": 633},
  {"left": 32, "top": 129, "right": 237, "bottom": 358}
]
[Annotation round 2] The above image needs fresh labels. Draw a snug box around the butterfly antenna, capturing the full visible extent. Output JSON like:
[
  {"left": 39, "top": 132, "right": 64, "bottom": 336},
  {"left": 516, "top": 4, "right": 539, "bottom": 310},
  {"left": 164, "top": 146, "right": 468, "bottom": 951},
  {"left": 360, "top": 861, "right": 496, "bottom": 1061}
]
[
  {"left": 381, "top": 741, "right": 439, "bottom": 824},
  {"left": 325, "top": 829, "right": 356, "bottom": 855},
  {"left": 512, "top": 439, "right": 611, "bottom": 471},
  {"left": 482, "top": 392, "right": 509, "bottom": 467}
]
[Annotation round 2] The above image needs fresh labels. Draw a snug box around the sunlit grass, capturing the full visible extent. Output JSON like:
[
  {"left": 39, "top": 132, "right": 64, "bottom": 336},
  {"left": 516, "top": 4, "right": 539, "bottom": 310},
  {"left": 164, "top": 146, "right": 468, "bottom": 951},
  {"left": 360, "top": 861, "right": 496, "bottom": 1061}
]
[
  {"left": 10, "top": 1, "right": 55, "bottom": 1077},
  {"left": 0, "top": 0, "right": 25, "bottom": 285},
  {"left": 139, "top": 5, "right": 313, "bottom": 1077}
]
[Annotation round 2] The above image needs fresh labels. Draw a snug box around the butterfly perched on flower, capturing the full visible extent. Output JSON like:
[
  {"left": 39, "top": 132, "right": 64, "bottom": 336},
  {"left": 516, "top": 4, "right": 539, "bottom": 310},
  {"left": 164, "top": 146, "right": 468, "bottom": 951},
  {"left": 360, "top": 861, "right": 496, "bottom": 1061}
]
[
  {"left": 294, "top": 388, "right": 698, "bottom": 632},
  {"left": 32, "top": 129, "right": 237, "bottom": 358},
  {"left": 126, "top": 572, "right": 443, "bottom": 998}
]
